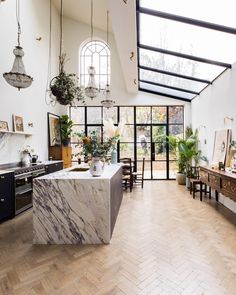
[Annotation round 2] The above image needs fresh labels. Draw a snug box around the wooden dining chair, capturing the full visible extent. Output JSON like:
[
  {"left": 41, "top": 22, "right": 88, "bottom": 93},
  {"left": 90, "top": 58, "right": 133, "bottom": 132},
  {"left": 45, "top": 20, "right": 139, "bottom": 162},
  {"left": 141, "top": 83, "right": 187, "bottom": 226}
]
[
  {"left": 132, "top": 158, "right": 145, "bottom": 188},
  {"left": 120, "top": 157, "right": 133, "bottom": 192}
]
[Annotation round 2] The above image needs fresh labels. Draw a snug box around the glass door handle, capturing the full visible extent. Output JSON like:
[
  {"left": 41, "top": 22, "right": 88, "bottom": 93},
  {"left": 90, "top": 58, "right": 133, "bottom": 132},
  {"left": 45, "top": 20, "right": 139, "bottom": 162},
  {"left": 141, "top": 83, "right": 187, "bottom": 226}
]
[{"left": 151, "top": 153, "right": 155, "bottom": 161}]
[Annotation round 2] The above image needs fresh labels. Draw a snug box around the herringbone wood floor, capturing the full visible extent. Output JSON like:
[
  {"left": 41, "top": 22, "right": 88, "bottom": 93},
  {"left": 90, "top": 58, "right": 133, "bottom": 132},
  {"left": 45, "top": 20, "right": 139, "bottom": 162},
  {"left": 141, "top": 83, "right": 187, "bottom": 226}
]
[{"left": 0, "top": 181, "right": 236, "bottom": 295}]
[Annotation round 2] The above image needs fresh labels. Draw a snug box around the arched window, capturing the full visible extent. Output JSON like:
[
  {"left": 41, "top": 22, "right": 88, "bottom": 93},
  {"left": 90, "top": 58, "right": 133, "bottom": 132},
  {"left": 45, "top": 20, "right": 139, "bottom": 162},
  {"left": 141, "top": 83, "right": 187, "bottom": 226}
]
[{"left": 80, "top": 40, "right": 110, "bottom": 91}]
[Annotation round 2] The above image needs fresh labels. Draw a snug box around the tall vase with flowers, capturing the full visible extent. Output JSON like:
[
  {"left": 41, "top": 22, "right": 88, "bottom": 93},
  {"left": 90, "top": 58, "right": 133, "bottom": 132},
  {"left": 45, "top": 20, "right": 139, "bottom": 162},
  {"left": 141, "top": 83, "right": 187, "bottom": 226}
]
[
  {"left": 103, "top": 118, "right": 125, "bottom": 164},
  {"left": 75, "top": 131, "right": 119, "bottom": 176}
]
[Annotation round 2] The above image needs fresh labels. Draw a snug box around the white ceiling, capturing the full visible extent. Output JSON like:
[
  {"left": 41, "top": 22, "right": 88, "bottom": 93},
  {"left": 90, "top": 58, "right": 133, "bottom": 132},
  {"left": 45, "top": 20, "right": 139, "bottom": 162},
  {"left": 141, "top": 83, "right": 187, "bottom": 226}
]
[{"left": 52, "top": 0, "right": 109, "bottom": 31}]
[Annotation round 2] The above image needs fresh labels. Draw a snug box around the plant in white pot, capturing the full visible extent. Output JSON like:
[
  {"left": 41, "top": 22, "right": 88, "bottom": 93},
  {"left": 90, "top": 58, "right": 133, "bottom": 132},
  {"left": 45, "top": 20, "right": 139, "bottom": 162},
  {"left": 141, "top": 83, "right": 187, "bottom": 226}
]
[{"left": 168, "top": 128, "right": 200, "bottom": 185}]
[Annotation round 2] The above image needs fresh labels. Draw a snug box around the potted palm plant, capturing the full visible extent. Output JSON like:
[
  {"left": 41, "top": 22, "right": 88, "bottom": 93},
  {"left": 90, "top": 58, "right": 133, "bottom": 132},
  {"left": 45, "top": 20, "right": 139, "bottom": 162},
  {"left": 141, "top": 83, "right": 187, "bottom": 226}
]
[
  {"left": 168, "top": 128, "right": 200, "bottom": 185},
  {"left": 60, "top": 115, "right": 73, "bottom": 147}
]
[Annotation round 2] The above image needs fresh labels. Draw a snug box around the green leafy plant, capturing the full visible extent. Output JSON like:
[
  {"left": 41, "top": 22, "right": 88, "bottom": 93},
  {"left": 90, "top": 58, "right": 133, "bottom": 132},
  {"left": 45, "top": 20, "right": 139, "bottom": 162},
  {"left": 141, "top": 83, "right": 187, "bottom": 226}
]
[
  {"left": 168, "top": 127, "right": 206, "bottom": 175},
  {"left": 75, "top": 131, "right": 119, "bottom": 158},
  {"left": 50, "top": 54, "right": 85, "bottom": 105},
  {"left": 60, "top": 115, "right": 73, "bottom": 146}
]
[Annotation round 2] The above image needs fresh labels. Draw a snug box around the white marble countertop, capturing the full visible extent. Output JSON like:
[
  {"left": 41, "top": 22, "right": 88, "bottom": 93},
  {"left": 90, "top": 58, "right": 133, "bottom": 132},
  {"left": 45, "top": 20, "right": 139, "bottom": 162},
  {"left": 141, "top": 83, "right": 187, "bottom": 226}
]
[
  {"left": 38, "top": 164, "right": 121, "bottom": 180},
  {"left": 0, "top": 170, "right": 13, "bottom": 175},
  {"left": 43, "top": 160, "right": 63, "bottom": 165}
]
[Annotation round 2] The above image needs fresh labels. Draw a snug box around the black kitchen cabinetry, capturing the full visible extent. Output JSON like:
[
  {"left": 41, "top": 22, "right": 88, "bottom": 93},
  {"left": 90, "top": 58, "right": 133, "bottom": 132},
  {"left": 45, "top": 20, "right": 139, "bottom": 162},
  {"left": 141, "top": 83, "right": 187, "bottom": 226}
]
[
  {"left": 0, "top": 172, "right": 14, "bottom": 222},
  {"left": 45, "top": 161, "right": 63, "bottom": 174}
]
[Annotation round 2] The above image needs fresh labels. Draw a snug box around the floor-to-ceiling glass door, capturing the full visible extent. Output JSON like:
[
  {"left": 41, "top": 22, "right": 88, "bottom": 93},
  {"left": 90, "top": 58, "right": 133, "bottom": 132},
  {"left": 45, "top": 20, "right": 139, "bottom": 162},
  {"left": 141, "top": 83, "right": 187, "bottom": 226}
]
[
  {"left": 70, "top": 105, "right": 184, "bottom": 180},
  {"left": 135, "top": 106, "right": 170, "bottom": 179}
]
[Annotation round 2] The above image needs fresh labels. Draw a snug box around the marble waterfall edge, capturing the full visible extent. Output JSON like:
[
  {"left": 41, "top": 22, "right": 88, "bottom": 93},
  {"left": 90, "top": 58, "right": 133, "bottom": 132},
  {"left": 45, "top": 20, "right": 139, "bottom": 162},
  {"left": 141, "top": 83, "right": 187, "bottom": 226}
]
[{"left": 33, "top": 165, "right": 122, "bottom": 245}]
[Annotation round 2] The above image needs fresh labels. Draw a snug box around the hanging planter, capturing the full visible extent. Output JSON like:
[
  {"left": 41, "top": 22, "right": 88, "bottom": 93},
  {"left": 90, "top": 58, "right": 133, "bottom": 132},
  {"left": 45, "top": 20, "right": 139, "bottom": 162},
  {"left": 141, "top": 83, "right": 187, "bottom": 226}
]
[
  {"left": 49, "top": 54, "right": 84, "bottom": 106},
  {"left": 49, "top": 0, "right": 85, "bottom": 106}
]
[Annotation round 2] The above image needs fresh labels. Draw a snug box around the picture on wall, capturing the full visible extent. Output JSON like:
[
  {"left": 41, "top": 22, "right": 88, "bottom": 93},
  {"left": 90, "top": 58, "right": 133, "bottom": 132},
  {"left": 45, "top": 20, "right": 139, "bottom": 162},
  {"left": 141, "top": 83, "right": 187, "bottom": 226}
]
[
  {"left": 212, "top": 129, "right": 232, "bottom": 166},
  {"left": 0, "top": 121, "right": 9, "bottom": 132},
  {"left": 48, "top": 113, "right": 61, "bottom": 146},
  {"left": 13, "top": 115, "right": 24, "bottom": 132}
]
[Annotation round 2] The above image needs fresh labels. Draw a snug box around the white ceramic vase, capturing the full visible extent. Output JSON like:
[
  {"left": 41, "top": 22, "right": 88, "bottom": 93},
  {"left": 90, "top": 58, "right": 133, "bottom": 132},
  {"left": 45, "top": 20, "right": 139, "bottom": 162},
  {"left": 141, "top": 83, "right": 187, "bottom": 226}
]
[
  {"left": 89, "top": 157, "right": 104, "bottom": 177},
  {"left": 21, "top": 153, "right": 31, "bottom": 167}
]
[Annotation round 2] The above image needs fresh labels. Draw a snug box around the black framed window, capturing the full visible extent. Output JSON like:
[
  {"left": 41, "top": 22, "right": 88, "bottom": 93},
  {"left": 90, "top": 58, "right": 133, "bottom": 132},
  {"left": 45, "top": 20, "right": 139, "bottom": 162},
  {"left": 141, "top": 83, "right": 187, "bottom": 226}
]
[
  {"left": 70, "top": 105, "right": 184, "bottom": 180},
  {"left": 80, "top": 40, "right": 110, "bottom": 91}
]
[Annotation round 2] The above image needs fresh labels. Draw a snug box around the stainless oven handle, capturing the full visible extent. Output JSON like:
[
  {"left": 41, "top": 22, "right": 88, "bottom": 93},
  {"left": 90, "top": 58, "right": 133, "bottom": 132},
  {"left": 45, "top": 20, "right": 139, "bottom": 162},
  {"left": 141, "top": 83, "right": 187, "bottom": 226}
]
[
  {"left": 16, "top": 188, "right": 33, "bottom": 195},
  {"left": 15, "top": 172, "right": 32, "bottom": 179},
  {"left": 32, "top": 170, "right": 45, "bottom": 177}
]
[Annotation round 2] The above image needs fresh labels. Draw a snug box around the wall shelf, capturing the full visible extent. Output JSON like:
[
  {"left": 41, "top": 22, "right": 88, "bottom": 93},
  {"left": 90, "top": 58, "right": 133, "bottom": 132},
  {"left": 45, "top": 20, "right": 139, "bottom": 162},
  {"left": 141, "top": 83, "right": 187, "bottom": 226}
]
[{"left": 0, "top": 130, "right": 33, "bottom": 137}]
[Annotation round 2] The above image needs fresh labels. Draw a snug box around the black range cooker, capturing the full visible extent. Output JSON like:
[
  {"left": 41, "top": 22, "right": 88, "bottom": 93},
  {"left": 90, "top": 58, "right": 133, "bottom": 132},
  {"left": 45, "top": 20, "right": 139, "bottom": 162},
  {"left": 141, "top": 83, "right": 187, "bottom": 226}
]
[{"left": 2, "top": 164, "right": 46, "bottom": 215}]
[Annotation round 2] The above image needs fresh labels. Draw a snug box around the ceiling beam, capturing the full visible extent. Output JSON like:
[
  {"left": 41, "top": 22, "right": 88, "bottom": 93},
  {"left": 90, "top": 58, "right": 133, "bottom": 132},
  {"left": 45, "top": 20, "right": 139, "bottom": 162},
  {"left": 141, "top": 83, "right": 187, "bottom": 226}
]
[
  {"left": 138, "top": 44, "right": 231, "bottom": 68},
  {"left": 139, "top": 65, "right": 211, "bottom": 84},
  {"left": 139, "top": 79, "right": 200, "bottom": 95},
  {"left": 138, "top": 6, "right": 236, "bottom": 35},
  {"left": 138, "top": 87, "right": 193, "bottom": 102}
]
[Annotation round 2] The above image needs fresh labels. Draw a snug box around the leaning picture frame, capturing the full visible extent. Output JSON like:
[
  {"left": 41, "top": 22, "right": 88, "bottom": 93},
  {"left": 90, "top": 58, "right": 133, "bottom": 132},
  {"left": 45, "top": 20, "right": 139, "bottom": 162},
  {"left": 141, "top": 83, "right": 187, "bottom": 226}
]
[
  {"left": 13, "top": 114, "right": 24, "bottom": 132},
  {"left": 48, "top": 112, "right": 61, "bottom": 147},
  {"left": 0, "top": 120, "right": 9, "bottom": 132}
]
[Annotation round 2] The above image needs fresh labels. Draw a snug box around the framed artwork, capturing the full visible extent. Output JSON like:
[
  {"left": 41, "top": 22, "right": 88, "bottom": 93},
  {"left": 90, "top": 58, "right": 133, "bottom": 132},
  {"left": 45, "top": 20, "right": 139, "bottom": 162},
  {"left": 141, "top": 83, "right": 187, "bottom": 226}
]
[
  {"left": 13, "top": 115, "right": 24, "bottom": 132},
  {"left": 48, "top": 113, "right": 61, "bottom": 146},
  {"left": 212, "top": 129, "right": 231, "bottom": 166},
  {"left": 0, "top": 121, "right": 9, "bottom": 131}
]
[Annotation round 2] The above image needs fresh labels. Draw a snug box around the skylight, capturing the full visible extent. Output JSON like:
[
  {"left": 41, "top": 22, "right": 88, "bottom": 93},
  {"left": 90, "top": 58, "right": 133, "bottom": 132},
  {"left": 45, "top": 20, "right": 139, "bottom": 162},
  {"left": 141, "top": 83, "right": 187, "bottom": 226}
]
[{"left": 137, "top": 0, "right": 236, "bottom": 101}]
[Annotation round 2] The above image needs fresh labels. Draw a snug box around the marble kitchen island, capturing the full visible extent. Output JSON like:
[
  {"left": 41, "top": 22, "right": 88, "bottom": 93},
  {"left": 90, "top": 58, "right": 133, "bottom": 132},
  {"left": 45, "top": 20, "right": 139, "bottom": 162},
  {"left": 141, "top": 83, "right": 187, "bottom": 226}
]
[{"left": 33, "top": 165, "right": 123, "bottom": 245}]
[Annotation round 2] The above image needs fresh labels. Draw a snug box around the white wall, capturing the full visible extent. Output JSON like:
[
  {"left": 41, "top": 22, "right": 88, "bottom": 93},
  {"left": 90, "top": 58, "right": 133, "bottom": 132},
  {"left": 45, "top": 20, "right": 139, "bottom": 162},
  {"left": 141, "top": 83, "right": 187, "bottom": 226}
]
[
  {"left": 0, "top": 0, "right": 65, "bottom": 164},
  {"left": 63, "top": 17, "right": 191, "bottom": 126},
  {"left": 192, "top": 64, "right": 236, "bottom": 213}
]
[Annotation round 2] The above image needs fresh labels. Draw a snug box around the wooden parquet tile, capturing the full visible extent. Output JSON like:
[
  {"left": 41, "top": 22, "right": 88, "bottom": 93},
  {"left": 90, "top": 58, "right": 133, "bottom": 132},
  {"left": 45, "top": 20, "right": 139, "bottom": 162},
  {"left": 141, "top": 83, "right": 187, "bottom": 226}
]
[{"left": 0, "top": 181, "right": 236, "bottom": 295}]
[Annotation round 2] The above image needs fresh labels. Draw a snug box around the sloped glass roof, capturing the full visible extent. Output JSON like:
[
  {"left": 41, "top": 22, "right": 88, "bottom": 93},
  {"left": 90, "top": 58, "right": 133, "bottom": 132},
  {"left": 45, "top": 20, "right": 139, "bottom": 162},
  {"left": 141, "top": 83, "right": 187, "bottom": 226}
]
[
  {"left": 140, "top": 0, "right": 236, "bottom": 28},
  {"left": 137, "top": 0, "right": 236, "bottom": 101}
]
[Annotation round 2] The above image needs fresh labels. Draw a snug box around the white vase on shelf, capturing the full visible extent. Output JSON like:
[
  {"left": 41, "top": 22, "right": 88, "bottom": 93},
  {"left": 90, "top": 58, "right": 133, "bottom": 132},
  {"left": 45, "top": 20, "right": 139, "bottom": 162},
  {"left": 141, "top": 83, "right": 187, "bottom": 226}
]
[{"left": 89, "top": 157, "right": 104, "bottom": 177}]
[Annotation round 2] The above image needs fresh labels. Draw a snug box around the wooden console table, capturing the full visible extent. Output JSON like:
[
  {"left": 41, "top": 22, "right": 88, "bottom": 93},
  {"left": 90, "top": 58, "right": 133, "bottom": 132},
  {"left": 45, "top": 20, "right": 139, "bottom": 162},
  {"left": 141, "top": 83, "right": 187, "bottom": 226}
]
[{"left": 200, "top": 166, "right": 236, "bottom": 202}]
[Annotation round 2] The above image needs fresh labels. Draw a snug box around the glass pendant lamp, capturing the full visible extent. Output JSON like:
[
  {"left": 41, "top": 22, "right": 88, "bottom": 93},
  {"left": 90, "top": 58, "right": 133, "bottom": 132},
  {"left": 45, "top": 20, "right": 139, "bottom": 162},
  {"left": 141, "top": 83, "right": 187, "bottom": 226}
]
[
  {"left": 101, "top": 11, "right": 115, "bottom": 109},
  {"left": 3, "top": 0, "right": 33, "bottom": 90},
  {"left": 84, "top": 0, "right": 98, "bottom": 99}
]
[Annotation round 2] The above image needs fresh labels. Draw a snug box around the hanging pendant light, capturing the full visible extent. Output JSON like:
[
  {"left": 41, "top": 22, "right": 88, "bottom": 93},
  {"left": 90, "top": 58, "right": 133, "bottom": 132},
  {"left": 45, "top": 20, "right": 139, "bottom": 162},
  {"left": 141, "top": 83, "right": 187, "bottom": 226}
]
[
  {"left": 84, "top": 0, "right": 98, "bottom": 99},
  {"left": 101, "top": 10, "right": 115, "bottom": 109},
  {"left": 3, "top": 0, "right": 33, "bottom": 90}
]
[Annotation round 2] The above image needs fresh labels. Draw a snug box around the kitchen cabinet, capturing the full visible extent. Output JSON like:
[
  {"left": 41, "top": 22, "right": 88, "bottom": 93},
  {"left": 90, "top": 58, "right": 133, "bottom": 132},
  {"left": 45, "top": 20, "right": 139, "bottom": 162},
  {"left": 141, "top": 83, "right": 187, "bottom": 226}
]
[
  {"left": 45, "top": 161, "right": 63, "bottom": 174},
  {"left": 48, "top": 147, "right": 72, "bottom": 168},
  {"left": 0, "top": 172, "right": 14, "bottom": 222}
]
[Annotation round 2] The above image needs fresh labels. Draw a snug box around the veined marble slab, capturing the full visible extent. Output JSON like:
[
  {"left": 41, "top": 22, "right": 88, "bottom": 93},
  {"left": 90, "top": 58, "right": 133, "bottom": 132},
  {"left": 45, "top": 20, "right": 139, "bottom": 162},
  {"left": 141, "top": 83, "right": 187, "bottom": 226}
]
[{"left": 33, "top": 165, "right": 123, "bottom": 245}]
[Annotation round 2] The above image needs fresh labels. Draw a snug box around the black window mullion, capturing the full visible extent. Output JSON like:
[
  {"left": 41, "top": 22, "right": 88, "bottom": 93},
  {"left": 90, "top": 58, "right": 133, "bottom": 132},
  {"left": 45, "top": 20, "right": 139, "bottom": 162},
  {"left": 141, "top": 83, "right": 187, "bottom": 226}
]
[
  {"left": 166, "top": 106, "right": 170, "bottom": 180},
  {"left": 139, "top": 87, "right": 193, "bottom": 102},
  {"left": 85, "top": 106, "right": 88, "bottom": 135},
  {"left": 139, "top": 65, "right": 210, "bottom": 85},
  {"left": 138, "top": 44, "right": 231, "bottom": 68},
  {"left": 138, "top": 6, "right": 236, "bottom": 36},
  {"left": 134, "top": 106, "right": 137, "bottom": 172},
  {"left": 139, "top": 79, "right": 200, "bottom": 95},
  {"left": 117, "top": 106, "right": 120, "bottom": 161}
]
